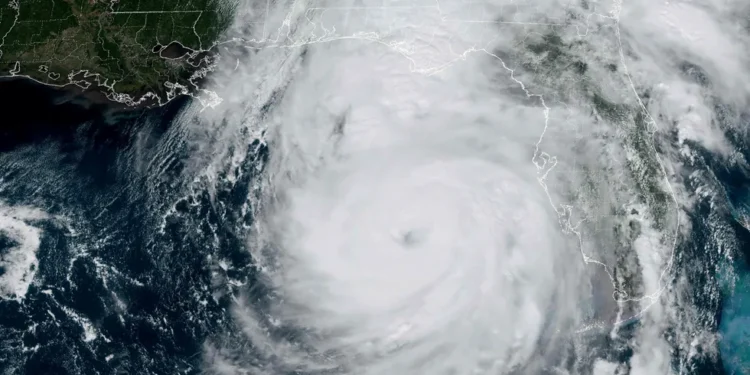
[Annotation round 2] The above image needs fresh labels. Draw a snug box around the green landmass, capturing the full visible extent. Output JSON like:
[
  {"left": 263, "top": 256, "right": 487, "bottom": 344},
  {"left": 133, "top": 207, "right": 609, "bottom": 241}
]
[
  {"left": 0, "top": 0, "right": 235, "bottom": 105},
  {"left": 520, "top": 30, "right": 673, "bottom": 228}
]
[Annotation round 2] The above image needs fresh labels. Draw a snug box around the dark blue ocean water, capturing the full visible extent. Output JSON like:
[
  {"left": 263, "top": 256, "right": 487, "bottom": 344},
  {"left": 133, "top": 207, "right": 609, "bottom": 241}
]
[{"left": 0, "top": 79, "right": 267, "bottom": 374}]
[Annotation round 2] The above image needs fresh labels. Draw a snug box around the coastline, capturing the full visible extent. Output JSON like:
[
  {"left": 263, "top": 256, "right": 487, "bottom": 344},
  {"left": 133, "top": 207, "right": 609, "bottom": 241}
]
[
  {"left": 0, "top": 76, "right": 196, "bottom": 152},
  {"left": 0, "top": 75, "right": 155, "bottom": 111},
  {"left": 0, "top": 42, "right": 219, "bottom": 114}
]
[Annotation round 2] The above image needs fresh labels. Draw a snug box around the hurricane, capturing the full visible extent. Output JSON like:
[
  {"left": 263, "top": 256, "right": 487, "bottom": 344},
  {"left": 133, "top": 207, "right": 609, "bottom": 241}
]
[
  {"left": 258, "top": 52, "right": 590, "bottom": 373},
  {"left": 194, "top": 0, "right": 734, "bottom": 373}
]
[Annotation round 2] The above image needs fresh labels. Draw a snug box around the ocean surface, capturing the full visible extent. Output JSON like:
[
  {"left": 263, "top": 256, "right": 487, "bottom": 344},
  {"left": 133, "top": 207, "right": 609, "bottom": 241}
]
[
  {"left": 0, "top": 79, "right": 264, "bottom": 374},
  {"left": 2, "top": 1, "right": 750, "bottom": 372}
]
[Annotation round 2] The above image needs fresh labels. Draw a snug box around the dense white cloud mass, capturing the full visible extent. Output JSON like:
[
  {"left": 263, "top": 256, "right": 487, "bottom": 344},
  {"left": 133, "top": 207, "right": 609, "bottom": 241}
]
[
  {"left": 190, "top": 0, "right": 750, "bottom": 373},
  {"left": 0, "top": 203, "right": 51, "bottom": 300},
  {"left": 259, "top": 44, "right": 590, "bottom": 373}
]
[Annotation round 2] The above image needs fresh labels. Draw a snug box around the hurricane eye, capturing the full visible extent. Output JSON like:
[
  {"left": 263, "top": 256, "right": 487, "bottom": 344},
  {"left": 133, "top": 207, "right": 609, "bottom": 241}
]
[{"left": 399, "top": 228, "right": 428, "bottom": 247}]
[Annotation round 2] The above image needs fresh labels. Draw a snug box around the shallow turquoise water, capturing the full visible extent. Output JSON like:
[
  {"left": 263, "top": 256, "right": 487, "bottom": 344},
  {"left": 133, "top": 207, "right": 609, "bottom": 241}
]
[{"left": 720, "top": 269, "right": 750, "bottom": 375}]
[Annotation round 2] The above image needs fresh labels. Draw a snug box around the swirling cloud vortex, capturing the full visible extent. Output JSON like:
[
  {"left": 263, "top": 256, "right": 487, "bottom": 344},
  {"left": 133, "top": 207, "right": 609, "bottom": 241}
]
[{"left": 257, "top": 42, "right": 587, "bottom": 375}]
